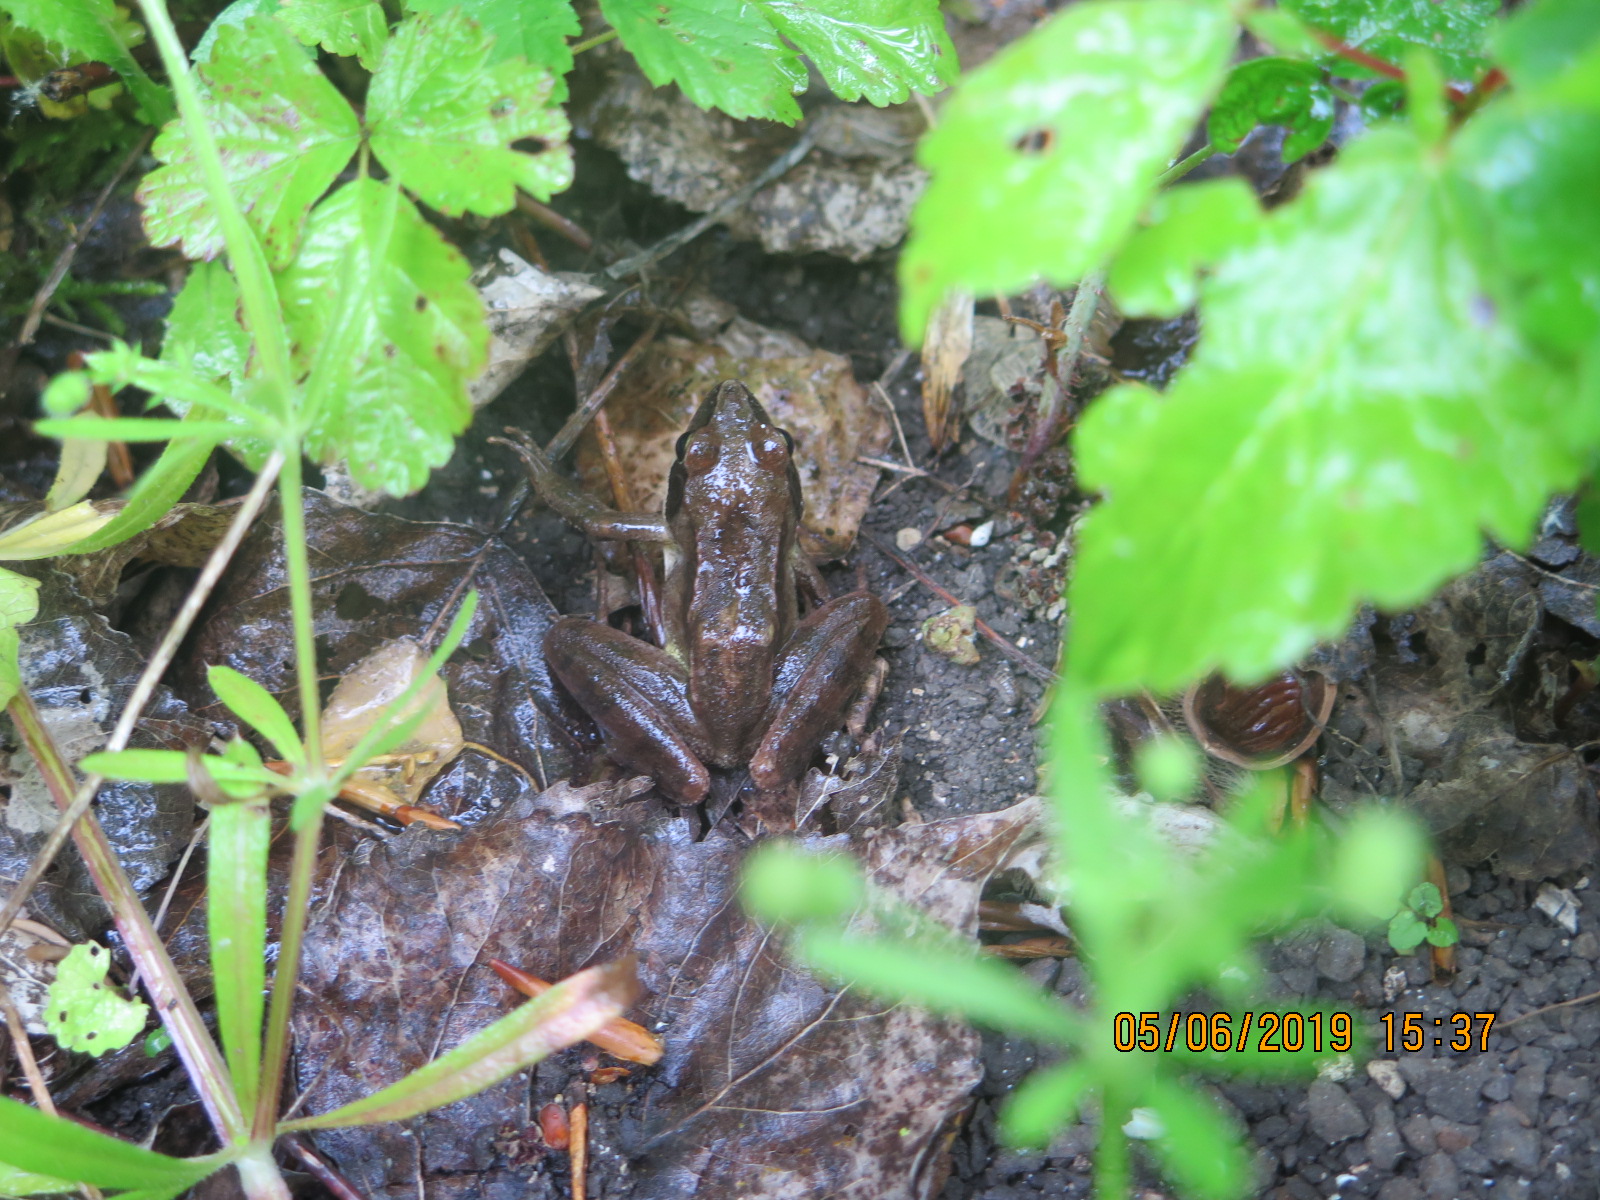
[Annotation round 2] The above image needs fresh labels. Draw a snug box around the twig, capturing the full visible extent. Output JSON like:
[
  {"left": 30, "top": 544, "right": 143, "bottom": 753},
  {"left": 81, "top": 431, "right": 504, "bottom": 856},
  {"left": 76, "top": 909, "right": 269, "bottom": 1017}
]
[
  {"left": 570, "top": 1093, "right": 589, "bottom": 1200},
  {"left": 40, "top": 313, "right": 117, "bottom": 343},
  {"left": 514, "top": 195, "right": 594, "bottom": 253},
  {"left": 864, "top": 533, "right": 1057, "bottom": 684},
  {"left": 1501, "top": 987, "right": 1600, "bottom": 1029},
  {"left": 1308, "top": 27, "right": 1469, "bottom": 105},
  {"left": 604, "top": 127, "right": 818, "bottom": 280},
  {"left": 1155, "top": 145, "right": 1217, "bottom": 188},
  {"left": 0, "top": 985, "right": 54, "bottom": 1116},
  {"left": 17, "top": 128, "right": 154, "bottom": 347},
  {"left": 545, "top": 317, "right": 663, "bottom": 462},
  {"left": 281, "top": 1135, "right": 366, "bottom": 1200}
]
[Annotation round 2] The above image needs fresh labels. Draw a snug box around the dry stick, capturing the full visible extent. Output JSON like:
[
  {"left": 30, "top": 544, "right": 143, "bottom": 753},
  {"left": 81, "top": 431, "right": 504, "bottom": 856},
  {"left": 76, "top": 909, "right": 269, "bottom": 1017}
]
[
  {"left": 570, "top": 1092, "right": 590, "bottom": 1200},
  {"left": 514, "top": 194, "right": 594, "bottom": 253},
  {"left": 545, "top": 316, "right": 663, "bottom": 463},
  {"left": 0, "top": 452, "right": 283, "bottom": 949},
  {"left": 17, "top": 128, "right": 155, "bottom": 348},
  {"left": 280, "top": 1135, "right": 366, "bottom": 1200},
  {"left": 1502, "top": 987, "right": 1600, "bottom": 1029},
  {"left": 864, "top": 533, "right": 1057, "bottom": 685},
  {"left": 603, "top": 126, "right": 818, "bottom": 281},
  {"left": 0, "top": 986, "right": 54, "bottom": 1116}
]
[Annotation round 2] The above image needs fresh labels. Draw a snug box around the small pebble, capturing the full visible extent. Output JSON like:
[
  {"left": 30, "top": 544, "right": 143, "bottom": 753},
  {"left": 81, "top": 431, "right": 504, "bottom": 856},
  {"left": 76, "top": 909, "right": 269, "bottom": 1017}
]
[{"left": 895, "top": 526, "right": 922, "bottom": 550}]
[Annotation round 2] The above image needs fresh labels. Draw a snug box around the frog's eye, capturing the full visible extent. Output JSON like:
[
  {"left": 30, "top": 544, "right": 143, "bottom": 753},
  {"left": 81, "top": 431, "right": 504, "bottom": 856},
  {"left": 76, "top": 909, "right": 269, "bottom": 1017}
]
[
  {"left": 684, "top": 433, "right": 719, "bottom": 475},
  {"left": 753, "top": 429, "right": 789, "bottom": 470}
]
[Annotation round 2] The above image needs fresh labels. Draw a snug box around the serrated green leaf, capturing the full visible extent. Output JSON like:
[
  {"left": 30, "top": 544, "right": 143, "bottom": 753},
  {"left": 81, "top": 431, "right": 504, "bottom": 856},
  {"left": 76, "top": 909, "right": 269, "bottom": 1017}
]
[
  {"left": 138, "top": 16, "right": 360, "bottom": 268},
  {"left": 279, "top": 0, "right": 388, "bottom": 67},
  {"left": 209, "top": 664, "right": 303, "bottom": 764},
  {"left": 208, "top": 795, "right": 269, "bottom": 1108},
  {"left": 44, "top": 942, "right": 148, "bottom": 1055},
  {"left": 898, "top": 0, "right": 1237, "bottom": 342},
  {"left": 762, "top": 0, "right": 956, "bottom": 106},
  {"left": 0, "top": 1094, "right": 217, "bottom": 1189},
  {"left": 1280, "top": 0, "right": 1495, "bottom": 80},
  {"left": 601, "top": 0, "right": 806, "bottom": 122},
  {"left": 1208, "top": 57, "right": 1334, "bottom": 162},
  {"left": 162, "top": 262, "right": 250, "bottom": 384},
  {"left": 1108, "top": 179, "right": 1261, "bottom": 318},
  {"left": 1067, "top": 130, "right": 1586, "bottom": 694},
  {"left": 0, "top": 0, "right": 170, "bottom": 121},
  {"left": 277, "top": 179, "right": 486, "bottom": 495},
  {"left": 404, "top": 0, "right": 579, "bottom": 93},
  {"left": 367, "top": 9, "right": 572, "bottom": 214},
  {"left": 193, "top": 0, "right": 285, "bottom": 63},
  {"left": 1145, "top": 1076, "right": 1251, "bottom": 1200}
]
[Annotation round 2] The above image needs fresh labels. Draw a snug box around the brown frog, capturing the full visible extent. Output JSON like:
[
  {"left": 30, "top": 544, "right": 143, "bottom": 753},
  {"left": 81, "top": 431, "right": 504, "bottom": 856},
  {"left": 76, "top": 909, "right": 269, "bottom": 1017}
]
[{"left": 501, "top": 380, "right": 888, "bottom": 804}]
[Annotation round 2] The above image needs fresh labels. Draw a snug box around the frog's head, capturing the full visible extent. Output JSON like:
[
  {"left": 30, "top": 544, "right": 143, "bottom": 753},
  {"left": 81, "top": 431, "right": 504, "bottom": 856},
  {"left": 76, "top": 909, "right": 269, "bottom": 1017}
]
[{"left": 668, "top": 380, "right": 801, "bottom": 521}]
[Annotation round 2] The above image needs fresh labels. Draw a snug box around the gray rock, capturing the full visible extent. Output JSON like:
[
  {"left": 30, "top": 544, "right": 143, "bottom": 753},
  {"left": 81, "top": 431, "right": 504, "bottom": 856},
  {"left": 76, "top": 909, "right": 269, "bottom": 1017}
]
[
  {"left": 1509, "top": 1046, "right": 1552, "bottom": 1117},
  {"left": 1306, "top": 1079, "right": 1368, "bottom": 1143},
  {"left": 1400, "top": 1112, "right": 1438, "bottom": 1154},
  {"left": 1364, "top": 1097, "right": 1404, "bottom": 1171},
  {"left": 1547, "top": 1070, "right": 1594, "bottom": 1103},
  {"left": 1418, "top": 1151, "right": 1460, "bottom": 1198},
  {"left": 1482, "top": 1101, "right": 1541, "bottom": 1173},
  {"left": 1377, "top": 1179, "right": 1423, "bottom": 1200},
  {"left": 1317, "top": 927, "right": 1367, "bottom": 982}
]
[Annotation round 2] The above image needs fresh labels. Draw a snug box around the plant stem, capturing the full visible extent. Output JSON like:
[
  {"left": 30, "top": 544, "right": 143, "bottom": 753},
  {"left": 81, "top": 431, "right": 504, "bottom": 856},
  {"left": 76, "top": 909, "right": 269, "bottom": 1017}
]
[
  {"left": 1155, "top": 144, "right": 1216, "bottom": 188},
  {"left": 1095, "top": 1086, "right": 1132, "bottom": 1200},
  {"left": 276, "top": 451, "right": 323, "bottom": 772},
  {"left": 570, "top": 29, "right": 617, "bottom": 54},
  {"left": 7, "top": 688, "right": 246, "bottom": 1143},
  {"left": 134, "top": 0, "right": 294, "bottom": 420},
  {"left": 235, "top": 1143, "right": 290, "bottom": 1200}
]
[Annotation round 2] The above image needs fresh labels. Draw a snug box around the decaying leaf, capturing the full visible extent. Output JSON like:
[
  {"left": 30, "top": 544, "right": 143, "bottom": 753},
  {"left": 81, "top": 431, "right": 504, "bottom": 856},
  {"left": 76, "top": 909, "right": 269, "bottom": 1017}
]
[
  {"left": 470, "top": 249, "right": 604, "bottom": 409},
  {"left": 572, "top": 316, "right": 890, "bottom": 558},
  {"left": 290, "top": 793, "right": 1045, "bottom": 1197},
  {"left": 920, "top": 290, "right": 973, "bottom": 453}
]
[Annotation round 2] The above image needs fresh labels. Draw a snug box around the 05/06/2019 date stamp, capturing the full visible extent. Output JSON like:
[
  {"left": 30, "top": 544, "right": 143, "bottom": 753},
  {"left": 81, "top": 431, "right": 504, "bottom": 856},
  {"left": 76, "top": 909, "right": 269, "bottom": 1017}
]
[{"left": 1112, "top": 1011, "right": 1498, "bottom": 1054}]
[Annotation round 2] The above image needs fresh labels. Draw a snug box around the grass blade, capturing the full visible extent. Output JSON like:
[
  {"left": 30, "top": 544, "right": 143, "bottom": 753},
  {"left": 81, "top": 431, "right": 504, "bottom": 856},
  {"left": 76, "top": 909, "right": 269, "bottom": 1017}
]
[
  {"left": 0, "top": 1095, "right": 221, "bottom": 1189},
  {"left": 209, "top": 796, "right": 271, "bottom": 1111}
]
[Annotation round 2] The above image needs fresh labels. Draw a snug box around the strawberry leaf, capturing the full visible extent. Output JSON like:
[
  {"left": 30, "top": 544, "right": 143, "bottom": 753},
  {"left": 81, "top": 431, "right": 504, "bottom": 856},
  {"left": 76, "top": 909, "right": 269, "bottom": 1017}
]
[
  {"left": 761, "top": 0, "right": 956, "bottom": 106},
  {"left": 276, "top": 179, "right": 487, "bottom": 496},
  {"left": 0, "top": 0, "right": 171, "bottom": 121},
  {"left": 1280, "top": 0, "right": 1495, "bottom": 79},
  {"left": 138, "top": 16, "right": 360, "bottom": 268},
  {"left": 1069, "top": 129, "right": 1588, "bottom": 694},
  {"left": 898, "top": 0, "right": 1237, "bottom": 342},
  {"left": 1208, "top": 57, "right": 1335, "bottom": 163},
  {"left": 404, "top": 0, "right": 579, "bottom": 95},
  {"left": 278, "top": 0, "right": 388, "bottom": 67},
  {"left": 367, "top": 9, "right": 572, "bottom": 215}
]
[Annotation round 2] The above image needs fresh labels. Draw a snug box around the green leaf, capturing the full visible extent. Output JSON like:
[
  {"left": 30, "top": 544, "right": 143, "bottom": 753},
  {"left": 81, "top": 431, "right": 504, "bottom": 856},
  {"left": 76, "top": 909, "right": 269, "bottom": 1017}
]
[
  {"left": 209, "top": 665, "right": 303, "bottom": 764},
  {"left": 51, "top": 435, "right": 215, "bottom": 556},
  {"left": 137, "top": 16, "right": 360, "bottom": 268},
  {"left": 208, "top": 795, "right": 270, "bottom": 1109},
  {"left": 1407, "top": 883, "right": 1443, "bottom": 918},
  {"left": 161, "top": 262, "right": 251, "bottom": 385},
  {"left": 193, "top": 0, "right": 286, "bottom": 63},
  {"left": 33, "top": 416, "right": 236, "bottom": 443},
  {"left": 1388, "top": 909, "right": 1427, "bottom": 953},
  {"left": 0, "top": 1163, "right": 83, "bottom": 1196},
  {"left": 277, "top": 179, "right": 487, "bottom": 496},
  {"left": 404, "top": 0, "right": 579, "bottom": 93},
  {"left": 41, "top": 371, "right": 91, "bottom": 417},
  {"left": 897, "top": 0, "right": 1237, "bottom": 342},
  {"left": 278, "top": 0, "right": 388, "bottom": 67},
  {"left": 367, "top": 9, "right": 573, "bottom": 214},
  {"left": 601, "top": 0, "right": 805, "bottom": 122},
  {"left": 1329, "top": 808, "right": 1426, "bottom": 924},
  {"left": 761, "top": 0, "right": 956, "bottom": 106},
  {"left": 1067, "top": 129, "right": 1587, "bottom": 694},
  {"left": 1403, "top": 48, "right": 1446, "bottom": 147},
  {"left": 1280, "top": 0, "right": 1495, "bottom": 79},
  {"left": 80, "top": 747, "right": 282, "bottom": 791},
  {"left": 1495, "top": 0, "right": 1600, "bottom": 97},
  {"left": 279, "top": 958, "right": 639, "bottom": 1130},
  {"left": 0, "top": 1094, "right": 216, "bottom": 1188},
  {"left": 792, "top": 928, "right": 1079, "bottom": 1042},
  {"left": 1145, "top": 1076, "right": 1251, "bottom": 1200},
  {"left": 741, "top": 843, "right": 866, "bottom": 923},
  {"left": 0, "top": 569, "right": 41, "bottom": 710},
  {"left": 1107, "top": 179, "right": 1261, "bottom": 318},
  {"left": 44, "top": 943, "right": 148, "bottom": 1056},
  {"left": 1427, "top": 917, "right": 1460, "bottom": 948},
  {"left": 1451, "top": 104, "right": 1600, "bottom": 362},
  {"left": 999, "top": 1061, "right": 1094, "bottom": 1147},
  {"left": 1208, "top": 58, "right": 1334, "bottom": 162},
  {"left": 0, "top": 0, "right": 170, "bottom": 121}
]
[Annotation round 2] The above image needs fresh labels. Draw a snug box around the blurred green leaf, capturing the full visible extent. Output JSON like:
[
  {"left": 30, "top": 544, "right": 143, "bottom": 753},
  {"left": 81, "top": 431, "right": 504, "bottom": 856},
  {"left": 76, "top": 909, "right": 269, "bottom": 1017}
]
[
  {"left": 138, "top": 16, "right": 360, "bottom": 268},
  {"left": 0, "top": 570, "right": 41, "bottom": 709},
  {"left": 898, "top": 0, "right": 1236, "bottom": 342},
  {"left": 1281, "top": 0, "right": 1495, "bottom": 79},
  {"left": 278, "top": 0, "right": 388, "bottom": 66},
  {"left": 367, "top": 9, "right": 572, "bottom": 215},
  {"left": 1494, "top": 0, "right": 1600, "bottom": 98},
  {"left": 762, "top": 0, "right": 956, "bottom": 106},
  {"left": 277, "top": 179, "right": 487, "bottom": 496},
  {"left": 1329, "top": 808, "right": 1426, "bottom": 923},
  {"left": 1069, "top": 129, "right": 1586, "bottom": 694},
  {"left": 999, "top": 1061, "right": 1093, "bottom": 1147},
  {"left": 1107, "top": 178, "right": 1261, "bottom": 318},
  {"left": 0, "top": 0, "right": 170, "bottom": 121},
  {"left": 44, "top": 943, "right": 148, "bottom": 1056},
  {"left": 1407, "top": 883, "right": 1443, "bottom": 918},
  {"left": 1403, "top": 48, "right": 1447, "bottom": 146},
  {"left": 1388, "top": 909, "right": 1427, "bottom": 952},
  {"left": 0, "top": 1094, "right": 217, "bottom": 1188},
  {"left": 1208, "top": 58, "right": 1334, "bottom": 162},
  {"left": 0, "top": 1162, "right": 82, "bottom": 1196},
  {"left": 33, "top": 416, "right": 236, "bottom": 442},
  {"left": 793, "top": 927, "right": 1078, "bottom": 1042},
  {"left": 1145, "top": 1076, "right": 1251, "bottom": 1200},
  {"left": 741, "top": 843, "right": 865, "bottom": 923}
]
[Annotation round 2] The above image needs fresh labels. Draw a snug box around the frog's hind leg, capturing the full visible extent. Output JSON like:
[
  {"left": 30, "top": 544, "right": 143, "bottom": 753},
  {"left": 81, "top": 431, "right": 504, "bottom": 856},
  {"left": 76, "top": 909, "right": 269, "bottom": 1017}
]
[
  {"left": 750, "top": 592, "right": 889, "bottom": 791},
  {"left": 545, "top": 617, "right": 714, "bottom": 805}
]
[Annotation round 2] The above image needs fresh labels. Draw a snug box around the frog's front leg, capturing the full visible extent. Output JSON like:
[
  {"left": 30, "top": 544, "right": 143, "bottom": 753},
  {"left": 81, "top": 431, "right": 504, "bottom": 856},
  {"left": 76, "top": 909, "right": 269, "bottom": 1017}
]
[
  {"left": 495, "top": 429, "right": 670, "bottom": 543},
  {"left": 750, "top": 592, "right": 890, "bottom": 790},
  {"left": 545, "top": 617, "right": 714, "bottom": 804}
]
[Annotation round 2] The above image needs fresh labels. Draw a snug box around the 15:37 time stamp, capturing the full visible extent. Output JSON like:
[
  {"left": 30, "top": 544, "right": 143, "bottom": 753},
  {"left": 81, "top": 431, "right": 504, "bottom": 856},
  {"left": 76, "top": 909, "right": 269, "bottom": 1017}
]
[{"left": 1380, "top": 1011, "right": 1497, "bottom": 1053}]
